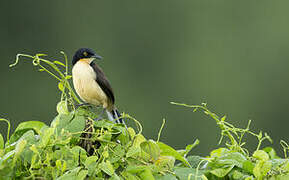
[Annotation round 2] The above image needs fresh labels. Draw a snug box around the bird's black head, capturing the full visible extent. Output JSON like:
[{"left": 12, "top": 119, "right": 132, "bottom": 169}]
[{"left": 72, "top": 48, "right": 102, "bottom": 65}]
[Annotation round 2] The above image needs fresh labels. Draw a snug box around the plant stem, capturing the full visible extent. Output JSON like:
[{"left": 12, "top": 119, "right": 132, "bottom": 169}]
[{"left": 0, "top": 118, "right": 11, "bottom": 144}]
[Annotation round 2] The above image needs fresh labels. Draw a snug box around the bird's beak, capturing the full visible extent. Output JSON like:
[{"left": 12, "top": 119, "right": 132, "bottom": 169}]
[{"left": 92, "top": 54, "right": 102, "bottom": 60}]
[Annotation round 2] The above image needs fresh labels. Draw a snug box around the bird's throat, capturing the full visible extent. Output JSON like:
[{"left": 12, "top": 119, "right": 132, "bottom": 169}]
[{"left": 79, "top": 58, "right": 94, "bottom": 64}]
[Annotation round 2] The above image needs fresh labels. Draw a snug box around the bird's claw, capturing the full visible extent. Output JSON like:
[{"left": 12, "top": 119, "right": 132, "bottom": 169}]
[{"left": 75, "top": 103, "right": 91, "bottom": 109}]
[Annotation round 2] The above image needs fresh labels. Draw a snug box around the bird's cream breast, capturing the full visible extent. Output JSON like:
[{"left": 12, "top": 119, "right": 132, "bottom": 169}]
[{"left": 72, "top": 61, "right": 108, "bottom": 107}]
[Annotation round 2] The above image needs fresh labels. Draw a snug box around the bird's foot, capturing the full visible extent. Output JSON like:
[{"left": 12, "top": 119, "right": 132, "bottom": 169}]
[
  {"left": 115, "top": 118, "right": 127, "bottom": 128},
  {"left": 75, "top": 103, "right": 90, "bottom": 109}
]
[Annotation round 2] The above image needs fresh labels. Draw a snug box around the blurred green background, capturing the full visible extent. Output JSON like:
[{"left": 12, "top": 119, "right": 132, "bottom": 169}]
[{"left": 1, "top": 0, "right": 289, "bottom": 156}]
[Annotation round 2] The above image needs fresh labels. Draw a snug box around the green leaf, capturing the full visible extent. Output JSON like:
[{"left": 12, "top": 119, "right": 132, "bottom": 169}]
[
  {"left": 210, "top": 165, "right": 234, "bottom": 177},
  {"left": 15, "top": 121, "right": 46, "bottom": 135},
  {"left": 9, "top": 121, "right": 46, "bottom": 143},
  {"left": 51, "top": 113, "right": 86, "bottom": 143},
  {"left": 85, "top": 156, "right": 98, "bottom": 167},
  {"left": 253, "top": 160, "right": 272, "bottom": 179},
  {"left": 269, "top": 174, "right": 289, "bottom": 180},
  {"left": 157, "top": 142, "right": 190, "bottom": 167},
  {"left": 155, "top": 155, "right": 175, "bottom": 170},
  {"left": 77, "top": 170, "right": 88, "bottom": 180},
  {"left": 71, "top": 146, "right": 87, "bottom": 165},
  {"left": 221, "top": 115, "right": 226, "bottom": 122},
  {"left": 57, "top": 167, "right": 82, "bottom": 180},
  {"left": 58, "top": 81, "right": 65, "bottom": 91},
  {"left": 20, "top": 130, "right": 38, "bottom": 163},
  {"left": 110, "top": 174, "right": 121, "bottom": 180},
  {"left": 85, "top": 156, "right": 98, "bottom": 176},
  {"left": 94, "top": 119, "right": 115, "bottom": 129},
  {"left": 0, "top": 134, "right": 4, "bottom": 149},
  {"left": 210, "top": 148, "right": 229, "bottom": 158},
  {"left": 133, "top": 134, "right": 146, "bottom": 146},
  {"left": 127, "top": 127, "right": 136, "bottom": 139},
  {"left": 121, "top": 171, "right": 142, "bottom": 180},
  {"left": 126, "top": 146, "right": 141, "bottom": 158},
  {"left": 56, "top": 100, "right": 69, "bottom": 114},
  {"left": 56, "top": 159, "right": 62, "bottom": 171},
  {"left": 270, "top": 159, "right": 289, "bottom": 171},
  {"left": 98, "top": 131, "right": 112, "bottom": 142},
  {"left": 126, "top": 165, "right": 152, "bottom": 174},
  {"left": 115, "top": 126, "right": 130, "bottom": 144},
  {"left": 140, "top": 140, "right": 160, "bottom": 161},
  {"left": 186, "top": 156, "right": 205, "bottom": 168},
  {"left": 216, "top": 152, "right": 247, "bottom": 168},
  {"left": 108, "top": 144, "right": 125, "bottom": 163},
  {"left": 185, "top": 139, "right": 199, "bottom": 155},
  {"left": 51, "top": 113, "right": 73, "bottom": 130},
  {"left": 65, "top": 75, "right": 72, "bottom": 79},
  {"left": 66, "top": 115, "right": 86, "bottom": 135},
  {"left": 173, "top": 167, "right": 204, "bottom": 180},
  {"left": 231, "top": 170, "right": 250, "bottom": 180},
  {"left": 54, "top": 60, "right": 65, "bottom": 67},
  {"left": 179, "top": 139, "right": 200, "bottom": 157},
  {"left": 253, "top": 150, "right": 269, "bottom": 161},
  {"left": 263, "top": 147, "right": 278, "bottom": 159},
  {"left": 154, "top": 174, "right": 177, "bottom": 180},
  {"left": 242, "top": 160, "right": 255, "bottom": 174},
  {"left": 39, "top": 127, "right": 55, "bottom": 148},
  {"left": 20, "top": 130, "right": 37, "bottom": 143},
  {"left": 13, "top": 139, "right": 27, "bottom": 165},
  {"left": 138, "top": 168, "right": 155, "bottom": 180},
  {"left": 0, "top": 150, "right": 15, "bottom": 165},
  {"left": 99, "top": 160, "right": 115, "bottom": 176},
  {"left": 75, "top": 107, "right": 96, "bottom": 117}
]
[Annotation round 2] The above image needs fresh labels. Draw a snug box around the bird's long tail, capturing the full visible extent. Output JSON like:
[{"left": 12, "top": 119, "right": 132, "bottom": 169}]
[{"left": 106, "top": 108, "right": 126, "bottom": 126}]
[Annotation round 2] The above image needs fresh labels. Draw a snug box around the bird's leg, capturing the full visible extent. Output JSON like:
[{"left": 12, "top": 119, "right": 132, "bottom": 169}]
[
  {"left": 94, "top": 109, "right": 106, "bottom": 121},
  {"left": 120, "top": 119, "right": 127, "bottom": 128},
  {"left": 118, "top": 117, "right": 127, "bottom": 129},
  {"left": 75, "top": 103, "right": 90, "bottom": 109}
]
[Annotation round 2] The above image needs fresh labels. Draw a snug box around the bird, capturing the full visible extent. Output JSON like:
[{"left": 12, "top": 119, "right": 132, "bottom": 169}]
[{"left": 71, "top": 48, "right": 124, "bottom": 124}]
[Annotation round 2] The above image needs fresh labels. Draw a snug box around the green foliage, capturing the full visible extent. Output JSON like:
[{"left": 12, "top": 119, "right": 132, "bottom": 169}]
[
  {"left": 171, "top": 102, "right": 289, "bottom": 180},
  {"left": 0, "top": 52, "right": 288, "bottom": 179},
  {"left": 0, "top": 108, "right": 202, "bottom": 179}
]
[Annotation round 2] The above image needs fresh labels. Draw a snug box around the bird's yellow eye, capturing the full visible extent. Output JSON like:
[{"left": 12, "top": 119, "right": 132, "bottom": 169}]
[{"left": 83, "top": 51, "right": 88, "bottom": 56}]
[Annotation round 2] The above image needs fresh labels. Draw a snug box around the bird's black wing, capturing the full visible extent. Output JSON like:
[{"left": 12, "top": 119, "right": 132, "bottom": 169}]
[{"left": 90, "top": 61, "right": 115, "bottom": 105}]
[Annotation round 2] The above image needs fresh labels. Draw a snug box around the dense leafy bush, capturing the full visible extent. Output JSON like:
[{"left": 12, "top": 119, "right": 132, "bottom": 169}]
[{"left": 0, "top": 53, "right": 289, "bottom": 179}]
